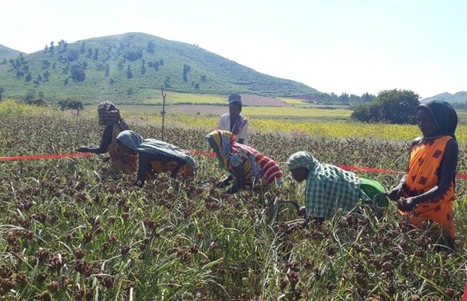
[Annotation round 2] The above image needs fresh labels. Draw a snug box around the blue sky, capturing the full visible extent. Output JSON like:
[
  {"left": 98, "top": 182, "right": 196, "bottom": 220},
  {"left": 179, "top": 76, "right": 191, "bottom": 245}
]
[{"left": 2, "top": 0, "right": 466, "bottom": 98}]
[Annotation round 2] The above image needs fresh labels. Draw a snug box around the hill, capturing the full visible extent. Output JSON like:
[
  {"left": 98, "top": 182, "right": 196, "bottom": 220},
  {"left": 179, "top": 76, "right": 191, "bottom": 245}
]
[
  {"left": 0, "top": 32, "right": 319, "bottom": 104},
  {"left": 0, "top": 44, "right": 23, "bottom": 60},
  {"left": 421, "top": 91, "right": 467, "bottom": 104}
]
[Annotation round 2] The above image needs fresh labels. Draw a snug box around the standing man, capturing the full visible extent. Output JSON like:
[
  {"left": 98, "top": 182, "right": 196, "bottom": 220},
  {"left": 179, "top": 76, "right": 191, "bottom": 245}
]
[{"left": 217, "top": 93, "right": 248, "bottom": 144}]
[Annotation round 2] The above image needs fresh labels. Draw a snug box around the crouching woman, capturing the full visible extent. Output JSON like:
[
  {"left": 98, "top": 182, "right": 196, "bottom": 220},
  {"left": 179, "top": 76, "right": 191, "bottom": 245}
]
[
  {"left": 287, "top": 151, "right": 386, "bottom": 225},
  {"left": 116, "top": 130, "right": 197, "bottom": 187},
  {"left": 205, "top": 130, "right": 282, "bottom": 194}
]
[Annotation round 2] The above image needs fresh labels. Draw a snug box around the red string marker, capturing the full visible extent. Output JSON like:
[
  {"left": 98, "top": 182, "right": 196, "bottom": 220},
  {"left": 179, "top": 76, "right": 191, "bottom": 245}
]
[{"left": 1, "top": 151, "right": 466, "bottom": 179}]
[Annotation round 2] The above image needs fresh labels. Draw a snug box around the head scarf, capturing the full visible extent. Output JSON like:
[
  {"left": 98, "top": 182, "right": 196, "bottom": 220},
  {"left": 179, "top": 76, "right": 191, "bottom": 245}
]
[
  {"left": 416, "top": 100, "right": 458, "bottom": 139},
  {"left": 228, "top": 93, "right": 242, "bottom": 103},
  {"left": 287, "top": 151, "right": 361, "bottom": 219},
  {"left": 205, "top": 130, "right": 236, "bottom": 170},
  {"left": 116, "top": 130, "right": 197, "bottom": 170},
  {"left": 287, "top": 151, "right": 318, "bottom": 171},
  {"left": 97, "top": 101, "right": 130, "bottom": 130}
]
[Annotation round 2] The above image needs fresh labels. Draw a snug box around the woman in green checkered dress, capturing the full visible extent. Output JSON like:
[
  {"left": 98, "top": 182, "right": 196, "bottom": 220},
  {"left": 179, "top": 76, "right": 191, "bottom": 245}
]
[{"left": 287, "top": 151, "right": 386, "bottom": 225}]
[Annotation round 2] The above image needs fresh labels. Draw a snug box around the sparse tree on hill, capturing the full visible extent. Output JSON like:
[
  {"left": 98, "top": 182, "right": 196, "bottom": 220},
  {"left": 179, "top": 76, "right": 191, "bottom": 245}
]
[
  {"left": 70, "top": 64, "right": 86, "bottom": 82},
  {"left": 93, "top": 49, "right": 99, "bottom": 61},
  {"left": 126, "top": 66, "right": 133, "bottom": 79},
  {"left": 141, "top": 59, "right": 146, "bottom": 75},
  {"left": 42, "top": 60, "right": 51, "bottom": 69},
  {"left": 105, "top": 64, "right": 110, "bottom": 77},
  {"left": 125, "top": 49, "right": 142, "bottom": 61},
  {"left": 118, "top": 61, "right": 124, "bottom": 71},
  {"left": 43, "top": 71, "right": 50, "bottom": 82},
  {"left": 147, "top": 41, "right": 156, "bottom": 53},
  {"left": 164, "top": 76, "right": 171, "bottom": 88},
  {"left": 183, "top": 64, "right": 191, "bottom": 82},
  {"left": 67, "top": 49, "right": 79, "bottom": 62}
]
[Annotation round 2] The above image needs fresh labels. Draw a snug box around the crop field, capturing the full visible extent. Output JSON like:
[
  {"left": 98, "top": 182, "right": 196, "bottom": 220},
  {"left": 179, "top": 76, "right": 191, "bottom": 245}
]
[
  {"left": 141, "top": 92, "right": 227, "bottom": 105},
  {"left": 116, "top": 110, "right": 467, "bottom": 143},
  {"left": 277, "top": 98, "right": 308, "bottom": 105},
  {"left": 1, "top": 101, "right": 466, "bottom": 300}
]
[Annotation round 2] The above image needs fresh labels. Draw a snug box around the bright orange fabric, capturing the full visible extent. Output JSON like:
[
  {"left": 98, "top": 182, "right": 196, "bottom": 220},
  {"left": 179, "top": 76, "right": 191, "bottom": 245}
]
[
  {"left": 399, "top": 135, "right": 455, "bottom": 238},
  {"left": 150, "top": 160, "right": 194, "bottom": 177}
]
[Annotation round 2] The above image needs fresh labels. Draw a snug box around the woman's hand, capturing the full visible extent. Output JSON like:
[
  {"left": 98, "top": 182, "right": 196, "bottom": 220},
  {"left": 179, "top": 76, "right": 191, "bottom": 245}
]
[
  {"left": 397, "top": 197, "right": 417, "bottom": 211},
  {"left": 217, "top": 177, "right": 232, "bottom": 188},
  {"left": 225, "top": 184, "right": 240, "bottom": 194},
  {"left": 388, "top": 187, "right": 402, "bottom": 201},
  {"left": 298, "top": 206, "right": 306, "bottom": 217}
]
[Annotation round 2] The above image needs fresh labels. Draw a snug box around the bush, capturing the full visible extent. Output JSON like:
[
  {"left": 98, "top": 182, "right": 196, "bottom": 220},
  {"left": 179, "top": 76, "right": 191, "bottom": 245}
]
[{"left": 351, "top": 89, "right": 420, "bottom": 124}]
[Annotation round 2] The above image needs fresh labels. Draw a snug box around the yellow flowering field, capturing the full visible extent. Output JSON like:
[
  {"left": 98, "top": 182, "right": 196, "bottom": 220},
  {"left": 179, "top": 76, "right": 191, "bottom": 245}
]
[
  {"left": 277, "top": 97, "right": 307, "bottom": 105},
  {"left": 242, "top": 106, "right": 351, "bottom": 118},
  {"left": 140, "top": 113, "right": 467, "bottom": 143}
]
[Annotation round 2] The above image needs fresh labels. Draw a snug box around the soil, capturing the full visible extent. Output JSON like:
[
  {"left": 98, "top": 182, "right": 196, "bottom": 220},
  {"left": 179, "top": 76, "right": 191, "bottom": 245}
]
[
  {"left": 238, "top": 94, "right": 290, "bottom": 107},
  {"left": 163, "top": 94, "right": 290, "bottom": 116}
]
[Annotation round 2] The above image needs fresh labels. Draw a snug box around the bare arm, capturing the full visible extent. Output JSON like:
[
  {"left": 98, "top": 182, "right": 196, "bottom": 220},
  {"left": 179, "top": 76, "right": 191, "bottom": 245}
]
[{"left": 77, "top": 125, "right": 113, "bottom": 153}]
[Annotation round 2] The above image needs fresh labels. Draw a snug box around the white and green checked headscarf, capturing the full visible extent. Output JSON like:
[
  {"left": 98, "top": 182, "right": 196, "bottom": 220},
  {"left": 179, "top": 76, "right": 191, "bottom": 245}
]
[
  {"left": 287, "top": 151, "right": 361, "bottom": 219},
  {"left": 287, "top": 151, "right": 318, "bottom": 171}
]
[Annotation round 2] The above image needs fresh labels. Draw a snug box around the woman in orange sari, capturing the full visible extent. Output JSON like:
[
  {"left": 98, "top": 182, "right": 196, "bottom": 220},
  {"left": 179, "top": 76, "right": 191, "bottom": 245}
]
[{"left": 388, "top": 100, "right": 458, "bottom": 248}]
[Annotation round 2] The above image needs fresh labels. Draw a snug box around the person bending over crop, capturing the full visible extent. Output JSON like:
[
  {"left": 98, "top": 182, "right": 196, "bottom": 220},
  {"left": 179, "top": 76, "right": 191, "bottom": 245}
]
[
  {"left": 116, "top": 130, "right": 196, "bottom": 187},
  {"left": 77, "top": 101, "right": 136, "bottom": 174},
  {"left": 388, "top": 100, "right": 458, "bottom": 249},
  {"left": 205, "top": 130, "right": 282, "bottom": 194},
  {"left": 287, "top": 151, "right": 387, "bottom": 225}
]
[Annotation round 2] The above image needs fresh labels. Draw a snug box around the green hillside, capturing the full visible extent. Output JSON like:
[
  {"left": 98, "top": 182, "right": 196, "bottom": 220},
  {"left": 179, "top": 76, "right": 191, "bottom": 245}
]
[
  {"left": 0, "top": 32, "right": 319, "bottom": 104},
  {"left": 0, "top": 44, "right": 23, "bottom": 60}
]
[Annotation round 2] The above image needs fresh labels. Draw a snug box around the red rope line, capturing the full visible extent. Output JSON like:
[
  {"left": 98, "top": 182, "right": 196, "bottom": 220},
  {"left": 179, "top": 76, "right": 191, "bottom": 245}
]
[
  {"left": 186, "top": 149, "right": 216, "bottom": 157},
  {"left": 0, "top": 153, "right": 93, "bottom": 161},
  {"left": 1, "top": 151, "right": 466, "bottom": 179}
]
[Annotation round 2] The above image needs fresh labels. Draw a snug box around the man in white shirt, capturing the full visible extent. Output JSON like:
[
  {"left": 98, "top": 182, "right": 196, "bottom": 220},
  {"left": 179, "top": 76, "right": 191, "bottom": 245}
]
[{"left": 217, "top": 93, "right": 248, "bottom": 144}]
